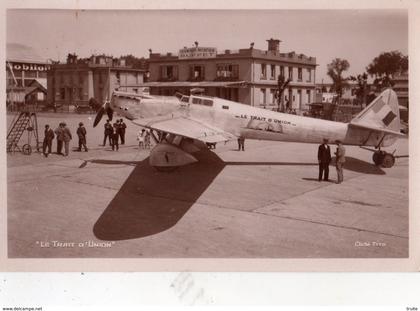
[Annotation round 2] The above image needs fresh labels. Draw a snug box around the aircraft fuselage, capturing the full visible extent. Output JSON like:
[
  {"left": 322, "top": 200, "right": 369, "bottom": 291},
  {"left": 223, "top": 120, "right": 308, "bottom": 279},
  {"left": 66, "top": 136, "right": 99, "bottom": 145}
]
[{"left": 116, "top": 95, "right": 396, "bottom": 148}]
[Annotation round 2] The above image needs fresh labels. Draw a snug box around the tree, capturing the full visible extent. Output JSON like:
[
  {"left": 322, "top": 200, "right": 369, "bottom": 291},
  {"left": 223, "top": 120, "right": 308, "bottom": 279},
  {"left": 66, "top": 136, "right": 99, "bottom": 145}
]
[
  {"left": 276, "top": 74, "right": 291, "bottom": 112},
  {"left": 349, "top": 72, "right": 368, "bottom": 107},
  {"left": 366, "top": 51, "right": 408, "bottom": 89},
  {"left": 327, "top": 58, "right": 350, "bottom": 99},
  {"left": 120, "top": 54, "right": 149, "bottom": 70}
]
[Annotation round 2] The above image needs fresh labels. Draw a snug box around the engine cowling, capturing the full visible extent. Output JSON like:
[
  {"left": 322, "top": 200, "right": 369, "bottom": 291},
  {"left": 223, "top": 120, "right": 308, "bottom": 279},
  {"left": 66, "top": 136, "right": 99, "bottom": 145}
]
[{"left": 149, "top": 142, "right": 198, "bottom": 169}]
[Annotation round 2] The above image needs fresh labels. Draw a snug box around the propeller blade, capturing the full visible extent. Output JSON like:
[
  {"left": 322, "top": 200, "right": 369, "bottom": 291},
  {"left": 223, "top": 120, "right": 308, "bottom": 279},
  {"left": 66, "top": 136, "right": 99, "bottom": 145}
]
[{"left": 93, "top": 106, "right": 105, "bottom": 127}]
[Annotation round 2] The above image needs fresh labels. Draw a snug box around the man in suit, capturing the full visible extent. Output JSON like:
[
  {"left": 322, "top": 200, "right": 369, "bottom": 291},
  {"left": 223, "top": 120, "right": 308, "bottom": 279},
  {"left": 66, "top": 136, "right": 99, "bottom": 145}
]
[
  {"left": 54, "top": 123, "right": 64, "bottom": 155},
  {"left": 119, "top": 118, "right": 127, "bottom": 145},
  {"left": 335, "top": 140, "right": 346, "bottom": 184},
  {"left": 237, "top": 137, "right": 245, "bottom": 151},
  {"left": 76, "top": 122, "right": 88, "bottom": 152},
  {"left": 61, "top": 122, "right": 72, "bottom": 156},
  {"left": 111, "top": 127, "right": 119, "bottom": 151},
  {"left": 318, "top": 138, "right": 331, "bottom": 181},
  {"left": 43, "top": 124, "right": 55, "bottom": 157},
  {"left": 103, "top": 120, "right": 113, "bottom": 146}
]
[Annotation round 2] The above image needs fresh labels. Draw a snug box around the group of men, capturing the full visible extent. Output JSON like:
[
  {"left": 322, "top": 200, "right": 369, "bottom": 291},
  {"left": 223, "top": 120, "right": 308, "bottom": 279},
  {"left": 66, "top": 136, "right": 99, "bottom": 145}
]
[
  {"left": 42, "top": 122, "right": 88, "bottom": 157},
  {"left": 103, "top": 119, "right": 127, "bottom": 151},
  {"left": 318, "top": 138, "right": 346, "bottom": 184}
]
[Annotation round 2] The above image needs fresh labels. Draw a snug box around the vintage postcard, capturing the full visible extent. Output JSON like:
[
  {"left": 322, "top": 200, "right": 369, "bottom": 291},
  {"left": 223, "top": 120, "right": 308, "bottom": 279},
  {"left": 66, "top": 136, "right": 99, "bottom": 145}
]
[{"left": 1, "top": 0, "right": 419, "bottom": 272}]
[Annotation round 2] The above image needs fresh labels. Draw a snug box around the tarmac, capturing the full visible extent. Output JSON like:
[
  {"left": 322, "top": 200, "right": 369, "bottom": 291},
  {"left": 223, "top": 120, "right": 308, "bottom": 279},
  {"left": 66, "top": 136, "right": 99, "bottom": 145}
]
[{"left": 6, "top": 113, "right": 409, "bottom": 258}]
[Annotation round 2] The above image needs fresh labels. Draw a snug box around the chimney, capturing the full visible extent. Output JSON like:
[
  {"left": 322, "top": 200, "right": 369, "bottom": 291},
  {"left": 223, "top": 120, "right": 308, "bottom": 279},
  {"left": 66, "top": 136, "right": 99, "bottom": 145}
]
[{"left": 267, "top": 38, "right": 281, "bottom": 53}]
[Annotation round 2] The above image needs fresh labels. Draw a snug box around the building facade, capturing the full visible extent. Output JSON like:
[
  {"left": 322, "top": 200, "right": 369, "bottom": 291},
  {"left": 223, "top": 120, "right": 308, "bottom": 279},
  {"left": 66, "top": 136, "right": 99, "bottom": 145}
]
[
  {"left": 146, "top": 39, "right": 317, "bottom": 111},
  {"left": 6, "top": 43, "right": 50, "bottom": 108},
  {"left": 46, "top": 54, "right": 145, "bottom": 109}
]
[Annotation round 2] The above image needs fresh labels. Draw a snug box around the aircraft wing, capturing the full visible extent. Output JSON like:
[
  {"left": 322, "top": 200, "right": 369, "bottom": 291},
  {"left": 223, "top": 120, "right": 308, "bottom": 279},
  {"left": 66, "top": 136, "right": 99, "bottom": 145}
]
[
  {"left": 132, "top": 115, "right": 237, "bottom": 143},
  {"left": 349, "top": 122, "right": 406, "bottom": 137}
]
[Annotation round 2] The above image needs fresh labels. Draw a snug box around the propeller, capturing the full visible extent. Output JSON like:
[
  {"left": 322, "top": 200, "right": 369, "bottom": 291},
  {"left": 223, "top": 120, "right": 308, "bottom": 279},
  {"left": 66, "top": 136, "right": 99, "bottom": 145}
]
[{"left": 93, "top": 97, "right": 113, "bottom": 127}]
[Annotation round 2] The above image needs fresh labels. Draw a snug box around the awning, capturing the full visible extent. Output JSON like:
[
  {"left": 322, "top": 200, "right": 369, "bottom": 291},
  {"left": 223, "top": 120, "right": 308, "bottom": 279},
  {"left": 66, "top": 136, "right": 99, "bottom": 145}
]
[{"left": 122, "top": 81, "right": 248, "bottom": 88}]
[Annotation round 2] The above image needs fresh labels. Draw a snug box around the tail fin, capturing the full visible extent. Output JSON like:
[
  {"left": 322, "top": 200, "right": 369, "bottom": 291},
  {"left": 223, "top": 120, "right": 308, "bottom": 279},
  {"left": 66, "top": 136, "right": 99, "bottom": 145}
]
[{"left": 351, "top": 88, "right": 400, "bottom": 132}]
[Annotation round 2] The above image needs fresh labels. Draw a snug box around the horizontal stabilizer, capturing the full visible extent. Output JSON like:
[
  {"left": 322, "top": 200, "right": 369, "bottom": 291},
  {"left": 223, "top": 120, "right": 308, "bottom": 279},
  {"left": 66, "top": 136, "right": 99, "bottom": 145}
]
[{"left": 349, "top": 123, "right": 405, "bottom": 137}]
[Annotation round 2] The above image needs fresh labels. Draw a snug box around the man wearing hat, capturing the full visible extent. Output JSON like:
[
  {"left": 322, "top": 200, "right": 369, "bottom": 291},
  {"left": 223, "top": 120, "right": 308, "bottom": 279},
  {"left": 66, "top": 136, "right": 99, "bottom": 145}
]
[
  {"left": 61, "top": 122, "right": 72, "bottom": 156},
  {"left": 335, "top": 140, "right": 346, "bottom": 184},
  {"left": 42, "top": 124, "right": 55, "bottom": 157},
  {"left": 54, "top": 122, "right": 64, "bottom": 155},
  {"left": 77, "top": 122, "right": 88, "bottom": 152},
  {"left": 119, "top": 118, "right": 127, "bottom": 145},
  {"left": 317, "top": 138, "right": 331, "bottom": 181}
]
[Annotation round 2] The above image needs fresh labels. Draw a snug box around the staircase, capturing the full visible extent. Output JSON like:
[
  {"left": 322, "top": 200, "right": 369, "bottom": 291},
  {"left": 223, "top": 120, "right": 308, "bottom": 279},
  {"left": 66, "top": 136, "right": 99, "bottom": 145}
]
[{"left": 7, "top": 112, "right": 39, "bottom": 153}]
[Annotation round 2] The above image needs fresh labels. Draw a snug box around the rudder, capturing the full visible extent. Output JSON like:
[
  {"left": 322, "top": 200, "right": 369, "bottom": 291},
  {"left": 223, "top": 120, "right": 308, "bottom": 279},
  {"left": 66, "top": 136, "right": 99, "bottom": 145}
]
[{"left": 351, "top": 88, "right": 400, "bottom": 132}]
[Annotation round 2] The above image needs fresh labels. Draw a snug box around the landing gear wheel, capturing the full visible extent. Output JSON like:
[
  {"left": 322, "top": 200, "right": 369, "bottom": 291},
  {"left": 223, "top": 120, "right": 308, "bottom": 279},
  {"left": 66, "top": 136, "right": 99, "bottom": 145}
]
[
  {"left": 381, "top": 153, "right": 395, "bottom": 168},
  {"left": 372, "top": 151, "right": 384, "bottom": 166},
  {"left": 153, "top": 166, "right": 179, "bottom": 172},
  {"left": 22, "top": 144, "right": 32, "bottom": 155}
]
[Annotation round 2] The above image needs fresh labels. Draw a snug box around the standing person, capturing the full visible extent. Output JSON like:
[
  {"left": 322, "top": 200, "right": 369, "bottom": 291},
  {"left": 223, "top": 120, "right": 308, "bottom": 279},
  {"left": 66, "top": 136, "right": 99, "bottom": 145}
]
[
  {"left": 103, "top": 120, "right": 113, "bottom": 146},
  {"left": 137, "top": 129, "right": 145, "bottom": 148},
  {"left": 119, "top": 119, "right": 127, "bottom": 144},
  {"left": 62, "top": 122, "right": 72, "bottom": 156},
  {"left": 111, "top": 127, "right": 119, "bottom": 151},
  {"left": 335, "top": 140, "right": 346, "bottom": 184},
  {"left": 317, "top": 138, "right": 331, "bottom": 181},
  {"left": 113, "top": 119, "right": 120, "bottom": 146},
  {"left": 76, "top": 122, "right": 88, "bottom": 152},
  {"left": 55, "top": 123, "right": 64, "bottom": 155},
  {"left": 237, "top": 137, "right": 245, "bottom": 151},
  {"left": 145, "top": 129, "right": 151, "bottom": 149},
  {"left": 42, "top": 124, "right": 55, "bottom": 157}
]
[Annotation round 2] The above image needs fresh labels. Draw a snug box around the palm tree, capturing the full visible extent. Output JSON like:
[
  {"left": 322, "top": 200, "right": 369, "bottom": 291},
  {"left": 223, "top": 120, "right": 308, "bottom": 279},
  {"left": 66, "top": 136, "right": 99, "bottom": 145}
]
[{"left": 327, "top": 58, "right": 350, "bottom": 99}]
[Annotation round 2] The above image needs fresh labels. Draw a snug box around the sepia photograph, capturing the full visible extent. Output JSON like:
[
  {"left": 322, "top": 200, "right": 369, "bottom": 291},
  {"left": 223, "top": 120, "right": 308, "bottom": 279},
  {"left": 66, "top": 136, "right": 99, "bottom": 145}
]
[{"left": 4, "top": 8, "right": 411, "bottom": 266}]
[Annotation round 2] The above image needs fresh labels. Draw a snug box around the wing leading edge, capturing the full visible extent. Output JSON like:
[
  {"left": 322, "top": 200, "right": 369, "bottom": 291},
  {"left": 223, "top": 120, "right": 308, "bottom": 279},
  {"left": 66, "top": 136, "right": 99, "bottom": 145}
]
[{"left": 132, "top": 115, "right": 236, "bottom": 143}]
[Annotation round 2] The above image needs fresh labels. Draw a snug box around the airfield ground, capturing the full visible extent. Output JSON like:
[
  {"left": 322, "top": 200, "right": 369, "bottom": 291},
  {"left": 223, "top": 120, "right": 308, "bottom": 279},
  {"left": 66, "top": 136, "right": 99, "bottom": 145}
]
[{"left": 6, "top": 113, "right": 409, "bottom": 259}]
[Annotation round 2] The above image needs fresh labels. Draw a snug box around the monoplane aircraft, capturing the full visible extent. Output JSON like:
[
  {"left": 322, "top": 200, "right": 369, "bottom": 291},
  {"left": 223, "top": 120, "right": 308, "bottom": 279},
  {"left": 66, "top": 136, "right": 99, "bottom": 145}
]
[{"left": 93, "top": 88, "right": 405, "bottom": 170}]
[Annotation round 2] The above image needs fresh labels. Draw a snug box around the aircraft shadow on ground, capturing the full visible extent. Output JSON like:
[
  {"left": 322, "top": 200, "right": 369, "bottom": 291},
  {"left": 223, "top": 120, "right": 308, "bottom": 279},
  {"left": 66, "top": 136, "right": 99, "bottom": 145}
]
[
  {"left": 93, "top": 152, "right": 384, "bottom": 241},
  {"left": 93, "top": 150, "right": 225, "bottom": 241}
]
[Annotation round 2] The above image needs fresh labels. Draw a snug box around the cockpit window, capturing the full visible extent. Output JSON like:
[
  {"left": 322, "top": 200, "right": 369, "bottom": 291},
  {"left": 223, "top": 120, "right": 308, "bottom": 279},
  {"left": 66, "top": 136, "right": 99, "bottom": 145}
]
[
  {"left": 203, "top": 99, "right": 213, "bottom": 106},
  {"left": 191, "top": 97, "right": 213, "bottom": 107},
  {"left": 181, "top": 96, "right": 190, "bottom": 103}
]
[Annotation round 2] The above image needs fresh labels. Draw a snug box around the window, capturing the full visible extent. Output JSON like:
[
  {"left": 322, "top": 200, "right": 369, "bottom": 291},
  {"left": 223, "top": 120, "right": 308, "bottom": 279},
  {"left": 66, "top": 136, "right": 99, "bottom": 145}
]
[
  {"left": 116, "top": 72, "right": 120, "bottom": 84},
  {"left": 78, "top": 88, "right": 83, "bottom": 100},
  {"left": 192, "top": 97, "right": 213, "bottom": 107},
  {"left": 216, "top": 64, "right": 239, "bottom": 79},
  {"left": 261, "top": 64, "right": 267, "bottom": 79},
  {"left": 189, "top": 65, "right": 205, "bottom": 80},
  {"left": 260, "top": 88, "right": 266, "bottom": 105},
  {"left": 280, "top": 66, "right": 284, "bottom": 78},
  {"left": 79, "top": 72, "right": 84, "bottom": 84},
  {"left": 288, "top": 66, "right": 293, "bottom": 80},
  {"left": 270, "top": 65, "right": 276, "bottom": 80},
  {"left": 160, "top": 65, "right": 178, "bottom": 80},
  {"left": 307, "top": 69, "right": 312, "bottom": 82},
  {"left": 270, "top": 89, "right": 277, "bottom": 105},
  {"left": 60, "top": 88, "right": 65, "bottom": 100},
  {"left": 298, "top": 68, "right": 302, "bottom": 81},
  {"left": 306, "top": 90, "right": 311, "bottom": 103}
]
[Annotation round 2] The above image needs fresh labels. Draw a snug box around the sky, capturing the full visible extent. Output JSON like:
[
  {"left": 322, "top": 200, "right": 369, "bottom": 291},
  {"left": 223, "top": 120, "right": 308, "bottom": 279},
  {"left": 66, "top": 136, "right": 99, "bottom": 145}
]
[{"left": 6, "top": 9, "right": 408, "bottom": 83}]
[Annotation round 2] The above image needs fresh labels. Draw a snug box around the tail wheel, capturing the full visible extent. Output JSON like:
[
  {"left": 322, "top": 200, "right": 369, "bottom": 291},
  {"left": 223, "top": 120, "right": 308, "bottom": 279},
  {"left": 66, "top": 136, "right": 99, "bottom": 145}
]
[
  {"left": 372, "top": 151, "right": 384, "bottom": 166},
  {"left": 381, "top": 153, "right": 395, "bottom": 168}
]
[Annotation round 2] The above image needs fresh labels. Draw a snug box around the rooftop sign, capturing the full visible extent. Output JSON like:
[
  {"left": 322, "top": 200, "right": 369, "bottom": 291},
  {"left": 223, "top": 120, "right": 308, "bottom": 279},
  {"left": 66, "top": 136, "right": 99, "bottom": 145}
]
[
  {"left": 8, "top": 61, "right": 51, "bottom": 72},
  {"left": 178, "top": 47, "right": 217, "bottom": 59}
]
